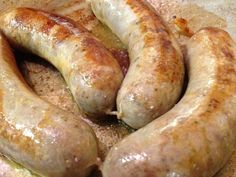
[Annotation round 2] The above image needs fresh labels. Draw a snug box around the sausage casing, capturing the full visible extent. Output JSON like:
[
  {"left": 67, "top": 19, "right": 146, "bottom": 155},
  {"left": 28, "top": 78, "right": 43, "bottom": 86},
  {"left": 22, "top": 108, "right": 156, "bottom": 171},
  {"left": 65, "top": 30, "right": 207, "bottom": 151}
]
[
  {"left": 91, "top": 0, "right": 185, "bottom": 128},
  {"left": 102, "top": 28, "right": 236, "bottom": 177},
  {"left": 0, "top": 7, "right": 123, "bottom": 117},
  {"left": 0, "top": 33, "right": 98, "bottom": 177}
]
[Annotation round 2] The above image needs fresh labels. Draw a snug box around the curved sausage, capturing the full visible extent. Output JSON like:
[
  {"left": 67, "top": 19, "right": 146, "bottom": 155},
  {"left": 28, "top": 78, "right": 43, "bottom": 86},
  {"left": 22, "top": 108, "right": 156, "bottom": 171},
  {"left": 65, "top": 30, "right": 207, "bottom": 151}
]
[
  {"left": 0, "top": 33, "right": 98, "bottom": 176},
  {"left": 0, "top": 7, "right": 123, "bottom": 118},
  {"left": 91, "top": 0, "right": 185, "bottom": 129},
  {"left": 102, "top": 28, "right": 236, "bottom": 177}
]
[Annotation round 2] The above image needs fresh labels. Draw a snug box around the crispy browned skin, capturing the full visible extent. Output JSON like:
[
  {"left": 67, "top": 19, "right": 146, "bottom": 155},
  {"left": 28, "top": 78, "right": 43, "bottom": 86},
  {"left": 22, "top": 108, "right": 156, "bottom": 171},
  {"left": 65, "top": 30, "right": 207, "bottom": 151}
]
[
  {"left": 102, "top": 28, "right": 236, "bottom": 177},
  {"left": 0, "top": 33, "right": 98, "bottom": 177},
  {"left": 91, "top": 0, "right": 184, "bottom": 129},
  {"left": 0, "top": 7, "right": 123, "bottom": 118}
]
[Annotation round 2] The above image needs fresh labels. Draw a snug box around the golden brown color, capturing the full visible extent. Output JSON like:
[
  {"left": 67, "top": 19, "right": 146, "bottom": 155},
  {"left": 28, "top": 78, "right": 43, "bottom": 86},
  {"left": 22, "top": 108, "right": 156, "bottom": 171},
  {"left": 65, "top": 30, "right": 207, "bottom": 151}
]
[
  {"left": 91, "top": 0, "right": 184, "bottom": 129},
  {"left": 145, "top": 0, "right": 236, "bottom": 45},
  {"left": 0, "top": 0, "right": 235, "bottom": 176},
  {"left": 0, "top": 33, "right": 98, "bottom": 177},
  {"left": 0, "top": 7, "right": 123, "bottom": 118},
  {"left": 102, "top": 27, "right": 236, "bottom": 177}
]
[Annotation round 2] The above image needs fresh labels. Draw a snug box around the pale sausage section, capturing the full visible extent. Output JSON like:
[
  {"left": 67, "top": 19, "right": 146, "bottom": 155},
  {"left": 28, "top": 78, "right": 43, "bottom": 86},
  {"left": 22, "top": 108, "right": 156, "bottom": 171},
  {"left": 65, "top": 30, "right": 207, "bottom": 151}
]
[{"left": 0, "top": 33, "right": 98, "bottom": 177}]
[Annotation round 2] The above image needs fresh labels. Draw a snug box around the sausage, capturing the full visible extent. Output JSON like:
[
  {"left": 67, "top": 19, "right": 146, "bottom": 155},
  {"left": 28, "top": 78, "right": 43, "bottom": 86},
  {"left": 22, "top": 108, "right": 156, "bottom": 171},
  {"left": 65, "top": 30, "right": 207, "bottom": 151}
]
[
  {"left": 0, "top": 7, "right": 123, "bottom": 118},
  {"left": 0, "top": 155, "right": 38, "bottom": 177},
  {"left": 90, "top": 0, "right": 185, "bottom": 129},
  {"left": 102, "top": 27, "right": 236, "bottom": 177},
  {"left": 0, "top": 33, "right": 98, "bottom": 176}
]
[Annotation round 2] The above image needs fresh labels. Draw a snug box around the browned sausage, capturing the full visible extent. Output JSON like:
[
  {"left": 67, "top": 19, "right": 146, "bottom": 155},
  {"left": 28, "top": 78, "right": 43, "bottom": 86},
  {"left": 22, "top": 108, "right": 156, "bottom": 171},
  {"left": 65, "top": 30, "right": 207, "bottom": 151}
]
[
  {"left": 102, "top": 27, "right": 236, "bottom": 177},
  {"left": 91, "top": 0, "right": 185, "bottom": 128},
  {"left": 0, "top": 7, "right": 123, "bottom": 118},
  {"left": 0, "top": 33, "right": 98, "bottom": 177}
]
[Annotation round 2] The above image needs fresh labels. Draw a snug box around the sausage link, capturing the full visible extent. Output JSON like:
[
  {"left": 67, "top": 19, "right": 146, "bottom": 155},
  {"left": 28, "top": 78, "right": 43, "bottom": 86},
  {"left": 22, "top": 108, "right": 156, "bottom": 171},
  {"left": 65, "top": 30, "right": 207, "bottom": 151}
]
[
  {"left": 0, "top": 33, "right": 98, "bottom": 177},
  {"left": 0, "top": 7, "right": 123, "bottom": 118},
  {"left": 0, "top": 155, "right": 38, "bottom": 177},
  {"left": 102, "top": 28, "right": 236, "bottom": 177},
  {"left": 90, "top": 0, "right": 184, "bottom": 129}
]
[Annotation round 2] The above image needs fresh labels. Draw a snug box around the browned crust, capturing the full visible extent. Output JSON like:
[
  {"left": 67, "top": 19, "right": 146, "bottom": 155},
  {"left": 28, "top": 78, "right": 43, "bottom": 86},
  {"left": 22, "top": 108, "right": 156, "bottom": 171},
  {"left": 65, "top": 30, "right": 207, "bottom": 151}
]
[
  {"left": 126, "top": 0, "right": 184, "bottom": 85},
  {"left": 10, "top": 8, "right": 122, "bottom": 92}
]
